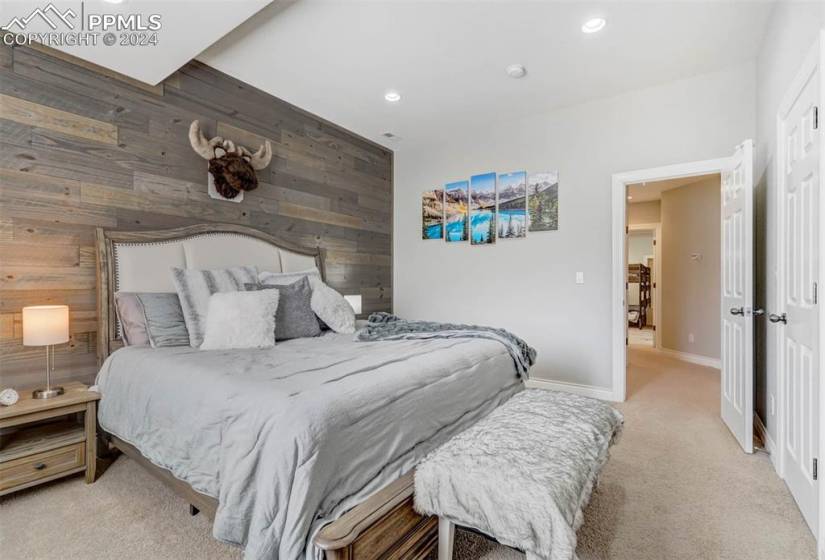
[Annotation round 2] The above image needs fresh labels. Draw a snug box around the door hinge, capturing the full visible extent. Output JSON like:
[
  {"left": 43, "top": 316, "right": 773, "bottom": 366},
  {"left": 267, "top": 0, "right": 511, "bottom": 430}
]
[
  {"left": 814, "top": 282, "right": 818, "bottom": 304},
  {"left": 814, "top": 458, "right": 818, "bottom": 481},
  {"left": 653, "top": 239, "right": 656, "bottom": 246},
  {"left": 653, "top": 282, "right": 657, "bottom": 289},
  {"left": 626, "top": 226, "right": 629, "bottom": 234},
  {"left": 815, "top": 107, "right": 819, "bottom": 130},
  {"left": 625, "top": 336, "right": 628, "bottom": 346}
]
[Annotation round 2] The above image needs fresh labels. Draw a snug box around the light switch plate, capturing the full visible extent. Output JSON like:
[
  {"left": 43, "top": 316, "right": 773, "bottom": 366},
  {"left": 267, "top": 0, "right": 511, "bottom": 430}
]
[{"left": 576, "top": 272, "right": 584, "bottom": 284}]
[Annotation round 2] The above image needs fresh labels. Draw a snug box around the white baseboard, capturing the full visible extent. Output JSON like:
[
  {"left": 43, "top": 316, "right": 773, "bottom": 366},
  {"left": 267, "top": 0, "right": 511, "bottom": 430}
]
[
  {"left": 657, "top": 347, "right": 721, "bottom": 369},
  {"left": 754, "top": 413, "right": 780, "bottom": 474},
  {"left": 526, "top": 378, "right": 618, "bottom": 401}
]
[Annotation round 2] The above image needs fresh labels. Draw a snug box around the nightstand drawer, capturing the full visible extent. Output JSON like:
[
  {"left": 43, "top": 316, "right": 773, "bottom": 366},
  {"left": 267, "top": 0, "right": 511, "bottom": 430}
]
[{"left": 0, "top": 442, "right": 85, "bottom": 492}]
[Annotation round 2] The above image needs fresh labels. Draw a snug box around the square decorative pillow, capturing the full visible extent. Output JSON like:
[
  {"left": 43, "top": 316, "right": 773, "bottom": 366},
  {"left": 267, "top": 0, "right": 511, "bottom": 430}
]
[
  {"left": 139, "top": 293, "right": 191, "bottom": 347},
  {"left": 247, "top": 276, "right": 322, "bottom": 340},
  {"left": 200, "top": 290, "right": 280, "bottom": 350},
  {"left": 258, "top": 269, "right": 355, "bottom": 334},
  {"left": 114, "top": 292, "right": 190, "bottom": 347},
  {"left": 171, "top": 265, "right": 258, "bottom": 347}
]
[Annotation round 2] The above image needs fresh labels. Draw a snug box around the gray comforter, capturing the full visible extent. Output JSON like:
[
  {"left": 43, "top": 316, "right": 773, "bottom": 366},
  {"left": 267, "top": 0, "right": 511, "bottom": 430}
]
[{"left": 96, "top": 332, "right": 522, "bottom": 560}]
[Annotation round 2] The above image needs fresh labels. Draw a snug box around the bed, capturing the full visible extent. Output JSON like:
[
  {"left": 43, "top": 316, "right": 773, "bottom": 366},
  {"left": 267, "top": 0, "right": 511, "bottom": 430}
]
[{"left": 95, "top": 223, "right": 523, "bottom": 560}]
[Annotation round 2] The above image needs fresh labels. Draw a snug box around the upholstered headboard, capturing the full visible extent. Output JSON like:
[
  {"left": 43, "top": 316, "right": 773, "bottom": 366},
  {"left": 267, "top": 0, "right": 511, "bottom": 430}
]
[{"left": 96, "top": 223, "right": 325, "bottom": 364}]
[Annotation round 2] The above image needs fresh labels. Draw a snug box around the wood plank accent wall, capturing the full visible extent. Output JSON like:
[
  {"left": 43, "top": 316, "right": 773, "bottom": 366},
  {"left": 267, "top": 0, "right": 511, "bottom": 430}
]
[{"left": 0, "top": 43, "right": 393, "bottom": 390}]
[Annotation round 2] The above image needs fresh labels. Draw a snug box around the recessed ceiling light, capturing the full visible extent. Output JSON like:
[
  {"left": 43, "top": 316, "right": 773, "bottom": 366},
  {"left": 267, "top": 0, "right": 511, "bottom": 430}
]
[
  {"left": 384, "top": 91, "right": 401, "bottom": 103},
  {"left": 103, "top": 0, "right": 125, "bottom": 3},
  {"left": 581, "top": 17, "right": 606, "bottom": 34},
  {"left": 505, "top": 64, "right": 527, "bottom": 79}
]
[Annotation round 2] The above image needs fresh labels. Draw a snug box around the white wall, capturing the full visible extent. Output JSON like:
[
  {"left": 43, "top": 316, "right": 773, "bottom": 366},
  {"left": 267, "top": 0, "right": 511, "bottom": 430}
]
[
  {"left": 628, "top": 232, "right": 653, "bottom": 264},
  {"left": 628, "top": 201, "right": 661, "bottom": 225},
  {"left": 756, "top": 4, "right": 825, "bottom": 436},
  {"left": 660, "top": 177, "right": 721, "bottom": 360},
  {"left": 394, "top": 63, "right": 755, "bottom": 388}
]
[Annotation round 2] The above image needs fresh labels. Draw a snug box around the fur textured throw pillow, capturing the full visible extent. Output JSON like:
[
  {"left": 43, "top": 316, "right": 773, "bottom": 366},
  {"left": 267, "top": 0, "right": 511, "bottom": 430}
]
[
  {"left": 200, "top": 290, "right": 280, "bottom": 350},
  {"left": 258, "top": 269, "right": 356, "bottom": 334}
]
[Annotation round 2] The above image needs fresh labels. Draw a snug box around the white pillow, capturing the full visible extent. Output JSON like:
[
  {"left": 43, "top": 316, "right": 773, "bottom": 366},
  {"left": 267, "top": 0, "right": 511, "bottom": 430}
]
[
  {"left": 200, "top": 290, "right": 280, "bottom": 350},
  {"left": 258, "top": 270, "right": 355, "bottom": 334}
]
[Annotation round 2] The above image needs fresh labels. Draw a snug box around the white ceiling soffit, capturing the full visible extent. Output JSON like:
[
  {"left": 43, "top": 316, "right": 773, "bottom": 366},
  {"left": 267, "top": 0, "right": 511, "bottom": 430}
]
[
  {"left": 199, "top": 0, "right": 774, "bottom": 148},
  {"left": 627, "top": 173, "right": 720, "bottom": 203},
  {"left": 0, "top": 0, "right": 272, "bottom": 85}
]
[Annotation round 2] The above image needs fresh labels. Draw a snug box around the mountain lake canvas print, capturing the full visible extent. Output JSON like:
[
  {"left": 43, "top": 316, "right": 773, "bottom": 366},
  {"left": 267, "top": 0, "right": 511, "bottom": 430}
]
[
  {"left": 497, "top": 171, "right": 527, "bottom": 239},
  {"left": 422, "top": 189, "right": 444, "bottom": 239},
  {"left": 444, "top": 180, "right": 469, "bottom": 242},
  {"left": 528, "top": 171, "right": 559, "bottom": 232},
  {"left": 470, "top": 172, "right": 497, "bottom": 245}
]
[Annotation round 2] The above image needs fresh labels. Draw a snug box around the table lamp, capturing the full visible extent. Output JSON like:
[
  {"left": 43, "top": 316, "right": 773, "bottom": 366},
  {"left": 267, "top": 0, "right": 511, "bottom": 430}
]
[{"left": 23, "top": 305, "right": 69, "bottom": 399}]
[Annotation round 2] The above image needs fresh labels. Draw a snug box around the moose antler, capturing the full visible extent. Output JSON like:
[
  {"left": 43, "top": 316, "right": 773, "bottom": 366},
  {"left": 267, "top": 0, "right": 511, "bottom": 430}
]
[
  {"left": 247, "top": 142, "right": 272, "bottom": 170},
  {"left": 188, "top": 120, "right": 272, "bottom": 169}
]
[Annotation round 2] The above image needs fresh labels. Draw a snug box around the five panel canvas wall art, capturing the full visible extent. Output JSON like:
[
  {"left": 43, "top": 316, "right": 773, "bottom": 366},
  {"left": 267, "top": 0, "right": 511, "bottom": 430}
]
[{"left": 422, "top": 170, "right": 558, "bottom": 242}]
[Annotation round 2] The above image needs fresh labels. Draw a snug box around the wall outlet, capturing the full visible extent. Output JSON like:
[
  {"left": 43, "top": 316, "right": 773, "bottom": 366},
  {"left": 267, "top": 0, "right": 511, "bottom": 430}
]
[
  {"left": 769, "top": 394, "right": 776, "bottom": 416},
  {"left": 688, "top": 333, "right": 695, "bottom": 344},
  {"left": 576, "top": 272, "right": 584, "bottom": 284}
]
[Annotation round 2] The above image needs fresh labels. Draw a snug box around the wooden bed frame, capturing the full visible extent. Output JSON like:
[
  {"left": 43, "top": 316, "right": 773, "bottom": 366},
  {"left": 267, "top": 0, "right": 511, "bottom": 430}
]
[{"left": 95, "top": 224, "right": 437, "bottom": 560}]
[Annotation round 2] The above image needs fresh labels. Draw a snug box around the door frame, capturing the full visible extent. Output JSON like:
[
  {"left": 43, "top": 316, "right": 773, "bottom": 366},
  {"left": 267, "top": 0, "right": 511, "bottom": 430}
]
[
  {"left": 611, "top": 157, "right": 729, "bottom": 402},
  {"left": 627, "top": 222, "right": 662, "bottom": 350},
  {"left": 775, "top": 29, "right": 825, "bottom": 548}
]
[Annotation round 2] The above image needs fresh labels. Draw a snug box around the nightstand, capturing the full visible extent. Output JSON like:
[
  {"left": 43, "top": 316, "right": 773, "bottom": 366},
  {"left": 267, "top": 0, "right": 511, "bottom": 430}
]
[{"left": 0, "top": 382, "right": 100, "bottom": 496}]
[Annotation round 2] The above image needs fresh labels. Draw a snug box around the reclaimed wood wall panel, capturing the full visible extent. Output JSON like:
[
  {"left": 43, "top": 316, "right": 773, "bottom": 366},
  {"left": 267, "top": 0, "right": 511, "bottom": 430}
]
[{"left": 0, "top": 44, "right": 393, "bottom": 389}]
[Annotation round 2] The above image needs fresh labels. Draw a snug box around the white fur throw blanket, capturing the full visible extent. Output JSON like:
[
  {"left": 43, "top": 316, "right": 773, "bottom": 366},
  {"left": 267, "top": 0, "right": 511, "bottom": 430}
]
[{"left": 414, "top": 389, "right": 623, "bottom": 560}]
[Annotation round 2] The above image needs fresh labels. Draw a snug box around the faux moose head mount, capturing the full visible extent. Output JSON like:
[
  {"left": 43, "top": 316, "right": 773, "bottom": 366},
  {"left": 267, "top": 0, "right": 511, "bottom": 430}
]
[{"left": 188, "top": 120, "right": 273, "bottom": 201}]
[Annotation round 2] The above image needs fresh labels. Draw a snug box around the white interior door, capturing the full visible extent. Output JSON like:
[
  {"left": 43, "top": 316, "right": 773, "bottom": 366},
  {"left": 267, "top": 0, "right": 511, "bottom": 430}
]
[
  {"left": 778, "top": 57, "right": 820, "bottom": 535},
  {"left": 721, "top": 139, "right": 754, "bottom": 454}
]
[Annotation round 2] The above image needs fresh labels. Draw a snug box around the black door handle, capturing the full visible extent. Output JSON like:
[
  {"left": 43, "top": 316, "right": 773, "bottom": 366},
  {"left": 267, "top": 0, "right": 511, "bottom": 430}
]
[
  {"left": 730, "top": 307, "right": 744, "bottom": 316},
  {"left": 768, "top": 313, "right": 787, "bottom": 324}
]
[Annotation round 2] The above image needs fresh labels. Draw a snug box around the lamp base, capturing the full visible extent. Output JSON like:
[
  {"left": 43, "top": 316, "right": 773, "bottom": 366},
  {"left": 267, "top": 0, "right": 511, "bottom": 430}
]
[{"left": 32, "top": 386, "right": 64, "bottom": 399}]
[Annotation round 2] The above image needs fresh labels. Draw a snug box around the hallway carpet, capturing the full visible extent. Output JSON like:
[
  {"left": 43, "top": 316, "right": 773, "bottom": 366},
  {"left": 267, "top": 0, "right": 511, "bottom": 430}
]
[{"left": 0, "top": 349, "right": 816, "bottom": 559}]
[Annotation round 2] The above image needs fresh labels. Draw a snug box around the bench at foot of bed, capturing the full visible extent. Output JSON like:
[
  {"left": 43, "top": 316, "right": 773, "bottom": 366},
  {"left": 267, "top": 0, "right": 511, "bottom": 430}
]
[{"left": 415, "top": 389, "right": 623, "bottom": 560}]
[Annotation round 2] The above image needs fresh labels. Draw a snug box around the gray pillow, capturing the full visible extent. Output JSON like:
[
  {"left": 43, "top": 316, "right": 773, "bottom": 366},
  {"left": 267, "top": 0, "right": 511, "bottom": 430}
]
[
  {"left": 258, "top": 269, "right": 354, "bottom": 333},
  {"left": 172, "top": 266, "right": 258, "bottom": 347},
  {"left": 114, "top": 292, "right": 150, "bottom": 346},
  {"left": 246, "top": 276, "right": 321, "bottom": 340},
  {"left": 139, "top": 293, "right": 190, "bottom": 347},
  {"left": 114, "top": 292, "right": 189, "bottom": 348}
]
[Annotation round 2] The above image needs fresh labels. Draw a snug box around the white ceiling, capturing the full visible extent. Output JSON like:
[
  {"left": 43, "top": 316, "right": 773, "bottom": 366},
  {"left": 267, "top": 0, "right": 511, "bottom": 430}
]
[
  {"left": 627, "top": 173, "right": 720, "bottom": 202},
  {"left": 0, "top": 0, "right": 271, "bottom": 85},
  {"left": 199, "top": 0, "right": 775, "bottom": 148}
]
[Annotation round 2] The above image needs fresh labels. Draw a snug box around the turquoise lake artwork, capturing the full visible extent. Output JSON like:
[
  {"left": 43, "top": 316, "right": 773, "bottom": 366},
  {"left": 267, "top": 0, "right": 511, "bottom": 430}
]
[
  {"left": 497, "top": 171, "right": 527, "bottom": 239},
  {"left": 444, "top": 180, "right": 469, "bottom": 242},
  {"left": 470, "top": 172, "right": 496, "bottom": 245},
  {"left": 421, "top": 189, "right": 443, "bottom": 239}
]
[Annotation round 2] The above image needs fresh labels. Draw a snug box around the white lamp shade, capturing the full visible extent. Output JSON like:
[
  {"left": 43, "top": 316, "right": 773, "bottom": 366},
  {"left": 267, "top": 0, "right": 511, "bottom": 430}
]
[
  {"left": 344, "top": 295, "right": 362, "bottom": 315},
  {"left": 22, "top": 305, "right": 69, "bottom": 346}
]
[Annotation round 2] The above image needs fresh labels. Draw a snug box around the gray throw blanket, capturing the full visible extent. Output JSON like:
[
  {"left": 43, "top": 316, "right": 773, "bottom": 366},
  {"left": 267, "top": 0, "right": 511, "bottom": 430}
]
[{"left": 356, "top": 312, "right": 536, "bottom": 378}]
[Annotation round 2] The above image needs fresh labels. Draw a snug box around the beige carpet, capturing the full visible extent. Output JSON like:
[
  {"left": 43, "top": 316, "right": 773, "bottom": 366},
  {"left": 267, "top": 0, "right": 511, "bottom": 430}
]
[{"left": 0, "top": 349, "right": 816, "bottom": 560}]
